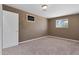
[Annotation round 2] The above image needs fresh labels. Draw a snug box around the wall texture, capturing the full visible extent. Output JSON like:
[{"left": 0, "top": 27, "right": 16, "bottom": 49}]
[
  {"left": 48, "top": 14, "right": 79, "bottom": 40},
  {"left": 3, "top": 5, "right": 48, "bottom": 42}
]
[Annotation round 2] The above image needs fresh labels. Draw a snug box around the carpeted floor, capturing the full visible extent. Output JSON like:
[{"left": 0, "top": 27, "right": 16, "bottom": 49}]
[{"left": 2, "top": 36, "right": 79, "bottom": 55}]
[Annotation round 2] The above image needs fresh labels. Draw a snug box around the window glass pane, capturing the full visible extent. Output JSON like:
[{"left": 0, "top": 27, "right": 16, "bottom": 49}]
[{"left": 56, "top": 19, "right": 68, "bottom": 28}]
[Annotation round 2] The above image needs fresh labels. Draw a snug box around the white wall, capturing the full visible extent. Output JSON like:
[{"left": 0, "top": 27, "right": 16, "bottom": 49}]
[{"left": 0, "top": 4, "right": 2, "bottom": 55}]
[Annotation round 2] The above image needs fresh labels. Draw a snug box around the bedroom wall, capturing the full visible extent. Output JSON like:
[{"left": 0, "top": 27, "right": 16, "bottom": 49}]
[
  {"left": 3, "top": 5, "right": 48, "bottom": 42},
  {"left": 48, "top": 14, "right": 79, "bottom": 40}
]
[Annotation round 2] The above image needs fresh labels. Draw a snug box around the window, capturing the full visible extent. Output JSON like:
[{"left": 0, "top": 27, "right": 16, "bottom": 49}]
[
  {"left": 28, "top": 15, "right": 34, "bottom": 21},
  {"left": 56, "top": 19, "right": 68, "bottom": 28},
  {"left": 26, "top": 14, "right": 35, "bottom": 22}
]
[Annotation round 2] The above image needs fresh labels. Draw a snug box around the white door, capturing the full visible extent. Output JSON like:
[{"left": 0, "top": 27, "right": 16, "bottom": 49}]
[
  {"left": 3, "top": 10, "right": 19, "bottom": 49},
  {"left": 0, "top": 4, "right": 2, "bottom": 54}
]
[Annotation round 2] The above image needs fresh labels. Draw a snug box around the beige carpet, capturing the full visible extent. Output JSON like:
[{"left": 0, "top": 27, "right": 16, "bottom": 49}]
[{"left": 2, "top": 36, "right": 79, "bottom": 55}]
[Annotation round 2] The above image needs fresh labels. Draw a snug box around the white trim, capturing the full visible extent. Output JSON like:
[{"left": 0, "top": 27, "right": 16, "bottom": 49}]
[
  {"left": 19, "top": 36, "right": 48, "bottom": 44},
  {"left": 48, "top": 35, "right": 79, "bottom": 43},
  {"left": 19, "top": 35, "right": 79, "bottom": 44}
]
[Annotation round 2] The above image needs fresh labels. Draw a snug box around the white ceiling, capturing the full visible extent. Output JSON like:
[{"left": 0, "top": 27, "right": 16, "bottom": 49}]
[{"left": 7, "top": 4, "right": 79, "bottom": 18}]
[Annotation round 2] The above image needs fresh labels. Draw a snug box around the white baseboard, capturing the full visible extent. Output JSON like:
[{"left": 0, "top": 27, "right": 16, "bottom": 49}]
[
  {"left": 48, "top": 35, "right": 79, "bottom": 43},
  {"left": 19, "top": 35, "right": 79, "bottom": 44},
  {"left": 19, "top": 36, "right": 48, "bottom": 44}
]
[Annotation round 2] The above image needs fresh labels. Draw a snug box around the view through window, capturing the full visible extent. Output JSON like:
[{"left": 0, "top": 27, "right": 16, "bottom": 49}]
[{"left": 56, "top": 19, "right": 68, "bottom": 28}]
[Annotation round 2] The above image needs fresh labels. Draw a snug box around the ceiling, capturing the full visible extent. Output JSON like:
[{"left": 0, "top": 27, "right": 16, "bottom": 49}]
[{"left": 7, "top": 4, "right": 79, "bottom": 18}]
